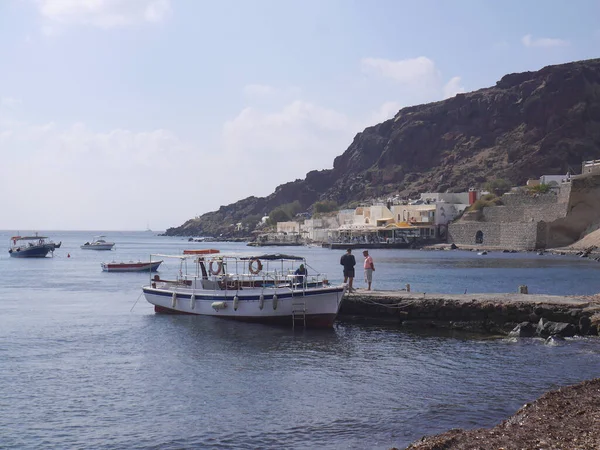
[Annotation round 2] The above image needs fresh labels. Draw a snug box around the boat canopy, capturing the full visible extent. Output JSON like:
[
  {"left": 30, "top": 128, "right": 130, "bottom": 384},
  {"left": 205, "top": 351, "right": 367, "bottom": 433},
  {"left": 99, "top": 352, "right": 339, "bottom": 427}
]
[
  {"left": 11, "top": 235, "right": 48, "bottom": 240},
  {"left": 240, "top": 254, "right": 304, "bottom": 261},
  {"left": 150, "top": 253, "right": 304, "bottom": 261}
]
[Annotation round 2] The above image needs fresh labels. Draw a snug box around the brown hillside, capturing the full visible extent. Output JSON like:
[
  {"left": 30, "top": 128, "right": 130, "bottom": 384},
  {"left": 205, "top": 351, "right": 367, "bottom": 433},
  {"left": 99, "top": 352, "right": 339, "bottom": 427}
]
[{"left": 168, "top": 59, "right": 600, "bottom": 237}]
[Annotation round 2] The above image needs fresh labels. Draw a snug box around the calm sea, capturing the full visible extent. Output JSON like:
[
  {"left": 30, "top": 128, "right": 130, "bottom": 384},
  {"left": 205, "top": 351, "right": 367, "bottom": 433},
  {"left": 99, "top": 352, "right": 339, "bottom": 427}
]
[{"left": 1, "top": 230, "right": 600, "bottom": 449}]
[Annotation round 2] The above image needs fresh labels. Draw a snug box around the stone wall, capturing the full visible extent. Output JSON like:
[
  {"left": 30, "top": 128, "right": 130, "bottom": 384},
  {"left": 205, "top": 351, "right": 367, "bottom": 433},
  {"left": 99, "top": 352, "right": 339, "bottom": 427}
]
[
  {"left": 448, "top": 221, "right": 541, "bottom": 249},
  {"left": 448, "top": 183, "right": 572, "bottom": 249},
  {"left": 481, "top": 203, "right": 569, "bottom": 224},
  {"left": 501, "top": 190, "right": 560, "bottom": 206}
]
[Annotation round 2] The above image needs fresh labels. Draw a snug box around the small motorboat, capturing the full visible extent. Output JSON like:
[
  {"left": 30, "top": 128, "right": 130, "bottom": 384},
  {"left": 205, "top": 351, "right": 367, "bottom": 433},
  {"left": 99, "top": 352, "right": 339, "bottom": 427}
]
[
  {"left": 81, "top": 236, "right": 115, "bottom": 250},
  {"left": 8, "top": 234, "right": 59, "bottom": 258},
  {"left": 182, "top": 249, "right": 220, "bottom": 255},
  {"left": 101, "top": 260, "right": 163, "bottom": 272}
]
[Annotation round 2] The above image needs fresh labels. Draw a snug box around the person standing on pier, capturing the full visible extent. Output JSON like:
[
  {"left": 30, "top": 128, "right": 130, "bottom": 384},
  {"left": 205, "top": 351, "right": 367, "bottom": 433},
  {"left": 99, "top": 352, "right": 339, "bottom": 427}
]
[
  {"left": 363, "top": 250, "right": 375, "bottom": 290},
  {"left": 340, "top": 248, "right": 356, "bottom": 292}
]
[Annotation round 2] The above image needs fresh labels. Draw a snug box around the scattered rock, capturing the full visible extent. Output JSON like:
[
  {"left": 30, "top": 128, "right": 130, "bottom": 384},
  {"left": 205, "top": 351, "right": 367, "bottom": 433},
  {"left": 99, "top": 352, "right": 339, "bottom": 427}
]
[
  {"left": 536, "top": 318, "right": 577, "bottom": 338},
  {"left": 405, "top": 378, "right": 600, "bottom": 450},
  {"left": 509, "top": 321, "right": 536, "bottom": 337}
]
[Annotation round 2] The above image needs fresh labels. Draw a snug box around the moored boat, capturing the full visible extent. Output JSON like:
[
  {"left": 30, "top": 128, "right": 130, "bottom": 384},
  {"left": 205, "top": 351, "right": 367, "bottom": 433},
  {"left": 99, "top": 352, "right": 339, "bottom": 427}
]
[
  {"left": 81, "top": 236, "right": 115, "bottom": 250},
  {"left": 8, "top": 234, "right": 59, "bottom": 258},
  {"left": 101, "top": 260, "right": 163, "bottom": 272},
  {"left": 142, "top": 253, "right": 347, "bottom": 328},
  {"left": 182, "top": 249, "right": 220, "bottom": 255}
]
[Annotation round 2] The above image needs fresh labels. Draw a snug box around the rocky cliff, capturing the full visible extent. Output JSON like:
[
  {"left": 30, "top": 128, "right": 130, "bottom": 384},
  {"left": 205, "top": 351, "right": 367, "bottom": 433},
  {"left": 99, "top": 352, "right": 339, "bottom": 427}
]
[{"left": 167, "top": 58, "right": 600, "bottom": 237}]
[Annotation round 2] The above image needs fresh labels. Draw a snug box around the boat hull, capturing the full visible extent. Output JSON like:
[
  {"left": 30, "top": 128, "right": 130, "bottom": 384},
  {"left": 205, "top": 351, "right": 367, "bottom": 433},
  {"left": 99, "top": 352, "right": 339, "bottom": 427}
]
[
  {"left": 81, "top": 244, "right": 114, "bottom": 250},
  {"left": 9, "top": 245, "right": 52, "bottom": 258},
  {"left": 142, "top": 285, "right": 346, "bottom": 328},
  {"left": 102, "top": 261, "right": 163, "bottom": 272}
]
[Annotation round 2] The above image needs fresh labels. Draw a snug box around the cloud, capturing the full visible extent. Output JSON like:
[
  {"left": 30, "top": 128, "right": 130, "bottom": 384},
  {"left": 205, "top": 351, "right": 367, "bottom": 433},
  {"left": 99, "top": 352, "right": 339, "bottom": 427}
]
[
  {"left": 367, "top": 101, "right": 401, "bottom": 124},
  {"left": 361, "top": 56, "right": 440, "bottom": 85},
  {"left": 243, "top": 84, "right": 277, "bottom": 98},
  {"left": 361, "top": 56, "right": 464, "bottom": 104},
  {"left": 0, "top": 97, "right": 22, "bottom": 108},
  {"left": 522, "top": 34, "right": 568, "bottom": 48},
  {"left": 0, "top": 118, "right": 211, "bottom": 230},
  {"left": 242, "top": 84, "right": 303, "bottom": 107},
  {"left": 443, "top": 76, "right": 465, "bottom": 99},
  {"left": 35, "top": 0, "right": 171, "bottom": 30},
  {"left": 493, "top": 41, "right": 510, "bottom": 51},
  {"left": 222, "top": 100, "right": 352, "bottom": 196}
]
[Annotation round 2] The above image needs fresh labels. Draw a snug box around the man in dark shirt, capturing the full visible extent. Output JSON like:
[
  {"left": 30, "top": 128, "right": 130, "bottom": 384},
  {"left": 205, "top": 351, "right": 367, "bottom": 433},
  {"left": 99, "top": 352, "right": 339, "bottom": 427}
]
[
  {"left": 294, "top": 263, "right": 307, "bottom": 287},
  {"left": 340, "top": 248, "right": 356, "bottom": 292}
]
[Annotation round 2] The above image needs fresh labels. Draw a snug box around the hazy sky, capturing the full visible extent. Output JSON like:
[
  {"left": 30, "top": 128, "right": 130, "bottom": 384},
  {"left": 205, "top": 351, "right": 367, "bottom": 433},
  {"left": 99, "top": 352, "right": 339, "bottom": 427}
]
[{"left": 1, "top": 0, "right": 598, "bottom": 231}]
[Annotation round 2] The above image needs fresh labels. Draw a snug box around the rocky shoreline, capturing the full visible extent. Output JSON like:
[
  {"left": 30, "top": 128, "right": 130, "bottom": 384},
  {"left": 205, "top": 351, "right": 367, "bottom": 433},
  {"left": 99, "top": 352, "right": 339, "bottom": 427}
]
[
  {"left": 340, "top": 291, "right": 600, "bottom": 337},
  {"left": 402, "top": 378, "right": 600, "bottom": 450}
]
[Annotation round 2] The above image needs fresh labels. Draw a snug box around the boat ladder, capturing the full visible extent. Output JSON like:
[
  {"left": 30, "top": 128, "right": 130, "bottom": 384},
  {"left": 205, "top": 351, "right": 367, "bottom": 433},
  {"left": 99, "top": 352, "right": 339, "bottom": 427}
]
[{"left": 291, "top": 299, "right": 306, "bottom": 328}]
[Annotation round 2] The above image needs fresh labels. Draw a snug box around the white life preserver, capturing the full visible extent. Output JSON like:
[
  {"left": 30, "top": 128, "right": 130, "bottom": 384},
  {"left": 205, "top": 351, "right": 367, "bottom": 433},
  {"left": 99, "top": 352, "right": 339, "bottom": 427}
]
[
  {"left": 249, "top": 258, "right": 263, "bottom": 274},
  {"left": 209, "top": 260, "right": 223, "bottom": 275}
]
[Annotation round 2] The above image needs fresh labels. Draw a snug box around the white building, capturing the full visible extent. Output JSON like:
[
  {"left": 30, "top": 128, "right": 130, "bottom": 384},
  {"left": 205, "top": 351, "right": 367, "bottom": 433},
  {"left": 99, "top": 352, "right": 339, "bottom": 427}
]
[
  {"left": 276, "top": 221, "right": 300, "bottom": 234},
  {"left": 582, "top": 160, "right": 600, "bottom": 175},
  {"left": 540, "top": 174, "right": 571, "bottom": 186}
]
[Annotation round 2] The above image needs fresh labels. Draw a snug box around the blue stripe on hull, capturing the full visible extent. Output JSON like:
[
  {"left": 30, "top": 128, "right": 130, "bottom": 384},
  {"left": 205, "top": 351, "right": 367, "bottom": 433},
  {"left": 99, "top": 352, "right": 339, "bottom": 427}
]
[{"left": 142, "top": 287, "right": 344, "bottom": 301}]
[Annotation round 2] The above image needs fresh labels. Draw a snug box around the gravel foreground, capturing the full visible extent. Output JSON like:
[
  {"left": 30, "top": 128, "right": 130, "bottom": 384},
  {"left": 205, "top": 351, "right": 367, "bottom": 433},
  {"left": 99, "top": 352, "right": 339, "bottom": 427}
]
[{"left": 402, "top": 378, "right": 600, "bottom": 450}]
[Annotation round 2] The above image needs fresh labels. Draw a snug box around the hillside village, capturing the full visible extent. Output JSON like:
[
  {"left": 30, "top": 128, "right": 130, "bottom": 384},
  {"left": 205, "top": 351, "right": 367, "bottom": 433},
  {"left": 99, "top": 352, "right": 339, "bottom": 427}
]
[{"left": 252, "top": 160, "right": 600, "bottom": 251}]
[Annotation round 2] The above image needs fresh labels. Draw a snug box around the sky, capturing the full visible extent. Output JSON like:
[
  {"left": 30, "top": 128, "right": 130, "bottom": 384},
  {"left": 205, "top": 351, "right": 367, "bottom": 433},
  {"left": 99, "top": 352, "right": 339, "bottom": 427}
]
[{"left": 0, "top": 0, "right": 599, "bottom": 231}]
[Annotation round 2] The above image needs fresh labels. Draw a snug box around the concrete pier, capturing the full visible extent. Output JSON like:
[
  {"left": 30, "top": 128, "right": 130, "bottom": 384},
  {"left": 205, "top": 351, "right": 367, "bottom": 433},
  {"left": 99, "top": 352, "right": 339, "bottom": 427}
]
[{"left": 338, "top": 290, "right": 600, "bottom": 336}]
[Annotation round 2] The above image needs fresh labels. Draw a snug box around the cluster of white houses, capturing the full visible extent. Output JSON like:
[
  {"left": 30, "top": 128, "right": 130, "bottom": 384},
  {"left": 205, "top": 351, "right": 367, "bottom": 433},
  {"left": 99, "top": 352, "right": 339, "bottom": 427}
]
[
  {"left": 259, "top": 190, "right": 480, "bottom": 247},
  {"left": 253, "top": 163, "right": 598, "bottom": 249}
]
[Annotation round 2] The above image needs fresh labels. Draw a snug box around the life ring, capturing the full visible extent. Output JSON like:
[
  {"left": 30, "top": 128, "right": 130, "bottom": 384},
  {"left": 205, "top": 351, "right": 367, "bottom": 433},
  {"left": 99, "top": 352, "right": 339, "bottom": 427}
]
[
  {"left": 249, "top": 258, "right": 263, "bottom": 274},
  {"left": 209, "top": 260, "right": 223, "bottom": 275}
]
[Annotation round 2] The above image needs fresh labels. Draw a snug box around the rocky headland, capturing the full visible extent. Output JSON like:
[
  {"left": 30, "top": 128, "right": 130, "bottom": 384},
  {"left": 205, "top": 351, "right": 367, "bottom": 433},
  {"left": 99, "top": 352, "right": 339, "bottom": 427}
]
[{"left": 166, "top": 58, "right": 600, "bottom": 238}]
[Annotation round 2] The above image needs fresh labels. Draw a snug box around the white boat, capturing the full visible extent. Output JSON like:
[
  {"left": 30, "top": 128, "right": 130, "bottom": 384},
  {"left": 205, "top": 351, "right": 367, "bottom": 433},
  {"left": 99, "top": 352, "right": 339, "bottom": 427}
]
[
  {"left": 81, "top": 236, "right": 115, "bottom": 250},
  {"left": 142, "top": 253, "right": 347, "bottom": 328},
  {"left": 102, "top": 260, "right": 163, "bottom": 272}
]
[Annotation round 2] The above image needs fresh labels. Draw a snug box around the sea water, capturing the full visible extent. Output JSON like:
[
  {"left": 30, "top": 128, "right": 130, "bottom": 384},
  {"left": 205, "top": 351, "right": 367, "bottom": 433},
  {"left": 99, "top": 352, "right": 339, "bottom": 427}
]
[{"left": 1, "top": 231, "right": 599, "bottom": 449}]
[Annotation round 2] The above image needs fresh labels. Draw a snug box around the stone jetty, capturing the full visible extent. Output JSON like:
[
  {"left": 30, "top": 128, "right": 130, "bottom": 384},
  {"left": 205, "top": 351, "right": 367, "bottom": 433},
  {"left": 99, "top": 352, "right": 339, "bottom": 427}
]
[{"left": 339, "top": 290, "right": 600, "bottom": 336}]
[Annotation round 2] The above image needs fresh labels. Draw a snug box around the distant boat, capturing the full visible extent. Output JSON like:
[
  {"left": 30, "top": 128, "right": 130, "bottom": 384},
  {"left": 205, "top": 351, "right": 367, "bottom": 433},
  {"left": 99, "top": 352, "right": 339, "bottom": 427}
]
[
  {"left": 81, "top": 236, "right": 115, "bottom": 251},
  {"left": 8, "top": 234, "right": 60, "bottom": 258},
  {"left": 182, "top": 249, "right": 220, "bottom": 255},
  {"left": 101, "top": 260, "right": 163, "bottom": 272}
]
